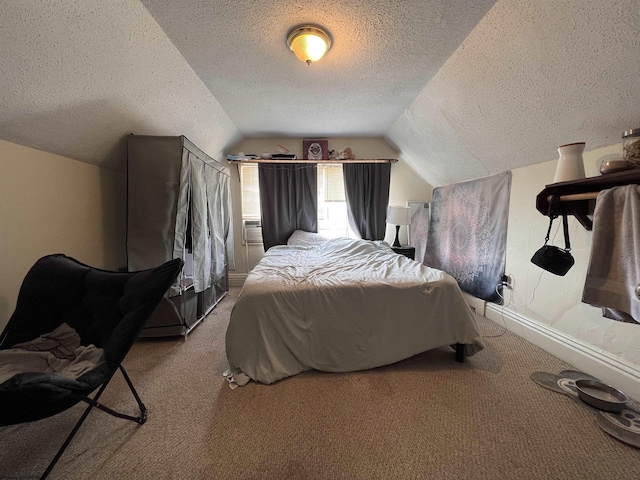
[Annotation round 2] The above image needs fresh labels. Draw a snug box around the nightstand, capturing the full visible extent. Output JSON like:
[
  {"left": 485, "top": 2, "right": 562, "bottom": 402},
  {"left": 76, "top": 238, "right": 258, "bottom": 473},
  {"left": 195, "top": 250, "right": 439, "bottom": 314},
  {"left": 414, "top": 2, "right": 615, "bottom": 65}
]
[{"left": 391, "top": 246, "right": 415, "bottom": 260}]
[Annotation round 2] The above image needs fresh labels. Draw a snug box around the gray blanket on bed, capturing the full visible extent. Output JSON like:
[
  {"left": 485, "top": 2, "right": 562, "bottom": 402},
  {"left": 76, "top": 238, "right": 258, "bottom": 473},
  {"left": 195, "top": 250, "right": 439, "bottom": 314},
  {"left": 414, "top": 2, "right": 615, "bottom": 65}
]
[{"left": 226, "top": 237, "right": 484, "bottom": 385}]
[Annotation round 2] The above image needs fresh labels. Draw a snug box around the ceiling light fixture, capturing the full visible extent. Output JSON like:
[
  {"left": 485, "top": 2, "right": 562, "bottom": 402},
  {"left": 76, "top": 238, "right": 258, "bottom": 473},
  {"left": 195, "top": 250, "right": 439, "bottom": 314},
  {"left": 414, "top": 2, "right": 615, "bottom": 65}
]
[{"left": 287, "top": 25, "right": 332, "bottom": 65}]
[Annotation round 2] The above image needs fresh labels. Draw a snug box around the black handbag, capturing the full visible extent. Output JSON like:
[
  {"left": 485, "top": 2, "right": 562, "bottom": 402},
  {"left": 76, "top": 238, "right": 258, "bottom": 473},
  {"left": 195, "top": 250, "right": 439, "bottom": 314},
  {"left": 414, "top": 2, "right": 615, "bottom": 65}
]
[{"left": 531, "top": 213, "right": 575, "bottom": 276}]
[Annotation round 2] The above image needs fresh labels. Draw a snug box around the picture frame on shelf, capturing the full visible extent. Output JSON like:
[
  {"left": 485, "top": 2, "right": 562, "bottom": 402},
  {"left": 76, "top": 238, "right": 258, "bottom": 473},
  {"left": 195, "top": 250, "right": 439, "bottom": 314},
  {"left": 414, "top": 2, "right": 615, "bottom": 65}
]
[{"left": 303, "top": 139, "right": 329, "bottom": 160}]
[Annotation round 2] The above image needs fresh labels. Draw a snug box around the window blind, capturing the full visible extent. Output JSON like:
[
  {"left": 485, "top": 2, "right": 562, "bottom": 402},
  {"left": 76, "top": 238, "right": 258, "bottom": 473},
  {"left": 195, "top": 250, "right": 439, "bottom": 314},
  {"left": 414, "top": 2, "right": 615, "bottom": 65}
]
[{"left": 240, "top": 164, "right": 260, "bottom": 218}]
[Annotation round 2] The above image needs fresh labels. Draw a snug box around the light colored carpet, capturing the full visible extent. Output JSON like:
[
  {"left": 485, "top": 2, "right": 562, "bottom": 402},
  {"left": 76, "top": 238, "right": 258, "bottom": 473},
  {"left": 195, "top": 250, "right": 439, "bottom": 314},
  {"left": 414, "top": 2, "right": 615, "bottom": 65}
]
[{"left": 1, "top": 287, "right": 639, "bottom": 479}]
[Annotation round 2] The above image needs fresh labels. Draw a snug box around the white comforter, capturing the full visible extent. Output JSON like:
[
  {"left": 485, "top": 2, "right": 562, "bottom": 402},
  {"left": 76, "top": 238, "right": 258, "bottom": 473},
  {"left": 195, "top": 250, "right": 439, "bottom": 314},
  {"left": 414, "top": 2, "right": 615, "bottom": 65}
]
[{"left": 226, "top": 237, "right": 484, "bottom": 385}]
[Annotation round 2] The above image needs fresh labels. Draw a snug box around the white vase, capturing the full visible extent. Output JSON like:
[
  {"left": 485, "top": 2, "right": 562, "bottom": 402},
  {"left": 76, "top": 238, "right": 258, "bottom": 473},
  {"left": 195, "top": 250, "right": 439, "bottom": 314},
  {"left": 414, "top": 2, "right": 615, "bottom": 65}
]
[{"left": 553, "top": 142, "right": 586, "bottom": 183}]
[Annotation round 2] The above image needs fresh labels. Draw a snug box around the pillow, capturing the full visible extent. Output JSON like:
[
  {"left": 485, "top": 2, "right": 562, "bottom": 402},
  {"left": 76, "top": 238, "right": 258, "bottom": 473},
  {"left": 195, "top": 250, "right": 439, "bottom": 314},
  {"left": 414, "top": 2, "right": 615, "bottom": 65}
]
[{"left": 287, "top": 230, "right": 328, "bottom": 247}]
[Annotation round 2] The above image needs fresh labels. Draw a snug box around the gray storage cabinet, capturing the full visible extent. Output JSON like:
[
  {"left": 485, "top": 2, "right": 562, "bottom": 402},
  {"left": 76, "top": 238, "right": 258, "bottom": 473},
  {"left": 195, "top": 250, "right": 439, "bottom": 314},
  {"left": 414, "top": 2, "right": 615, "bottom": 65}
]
[{"left": 127, "top": 135, "right": 235, "bottom": 337}]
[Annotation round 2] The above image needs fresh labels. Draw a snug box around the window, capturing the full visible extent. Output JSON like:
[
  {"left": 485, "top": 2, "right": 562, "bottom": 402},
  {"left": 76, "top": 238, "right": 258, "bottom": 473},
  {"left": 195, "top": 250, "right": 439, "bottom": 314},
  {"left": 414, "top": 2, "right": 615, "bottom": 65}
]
[
  {"left": 240, "top": 164, "right": 260, "bottom": 219},
  {"left": 239, "top": 163, "right": 354, "bottom": 238},
  {"left": 317, "top": 164, "right": 351, "bottom": 238}
]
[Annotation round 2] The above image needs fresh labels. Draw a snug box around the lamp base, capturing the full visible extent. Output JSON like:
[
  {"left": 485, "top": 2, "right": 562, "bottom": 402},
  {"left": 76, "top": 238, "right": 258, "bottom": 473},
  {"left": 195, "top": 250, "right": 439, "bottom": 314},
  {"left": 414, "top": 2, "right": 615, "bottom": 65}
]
[{"left": 393, "top": 224, "right": 401, "bottom": 247}]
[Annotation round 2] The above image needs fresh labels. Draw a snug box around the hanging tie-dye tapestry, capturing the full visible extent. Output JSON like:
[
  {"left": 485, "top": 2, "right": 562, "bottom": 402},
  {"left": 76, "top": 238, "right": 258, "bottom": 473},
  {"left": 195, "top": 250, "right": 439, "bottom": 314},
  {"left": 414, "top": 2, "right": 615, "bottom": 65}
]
[{"left": 424, "top": 171, "right": 511, "bottom": 303}]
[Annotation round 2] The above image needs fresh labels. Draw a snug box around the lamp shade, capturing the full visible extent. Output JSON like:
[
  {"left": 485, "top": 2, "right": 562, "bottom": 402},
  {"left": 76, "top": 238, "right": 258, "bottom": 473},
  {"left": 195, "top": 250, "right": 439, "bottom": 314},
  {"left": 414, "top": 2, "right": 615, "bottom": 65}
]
[
  {"left": 387, "top": 205, "right": 411, "bottom": 226},
  {"left": 287, "top": 26, "right": 331, "bottom": 64}
]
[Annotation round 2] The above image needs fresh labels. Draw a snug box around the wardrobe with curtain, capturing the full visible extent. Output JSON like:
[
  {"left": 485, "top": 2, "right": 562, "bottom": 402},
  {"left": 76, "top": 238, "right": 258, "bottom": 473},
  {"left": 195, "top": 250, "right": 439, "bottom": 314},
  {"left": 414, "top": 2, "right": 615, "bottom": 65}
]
[{"left": 127, "top": 135, "right": 235, "bottom": 337}]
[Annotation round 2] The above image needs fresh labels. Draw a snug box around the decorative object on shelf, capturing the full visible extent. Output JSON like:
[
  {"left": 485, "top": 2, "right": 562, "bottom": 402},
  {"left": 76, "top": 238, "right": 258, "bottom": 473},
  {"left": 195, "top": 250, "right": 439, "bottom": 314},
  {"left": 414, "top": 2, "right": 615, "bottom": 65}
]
[
  {"left": 386, "top": 205, "right": 411, "bottom": 247},
  {"left": 622, "top": 128, "right": 640, "bottom": 165},
  {"left": 227, "top": 153, "right": 262, "bottom": 161},
  {"left": 287, "top": 25, "right": 332, "bottom": 65},
  {"left": 336, "top": 147, "right": 355, "bottom": 160},
  {"left": 553, "top": 142, "right": 586, "bottom": 183},
  {"left": 277, "top": 144, "right": 291, "bottom": 154},
  {"left": 599, "top": 158, "right": 633, "bottom": 175},
  {"left": 303, "top": 139, "right": 328, "bottom": 160}
]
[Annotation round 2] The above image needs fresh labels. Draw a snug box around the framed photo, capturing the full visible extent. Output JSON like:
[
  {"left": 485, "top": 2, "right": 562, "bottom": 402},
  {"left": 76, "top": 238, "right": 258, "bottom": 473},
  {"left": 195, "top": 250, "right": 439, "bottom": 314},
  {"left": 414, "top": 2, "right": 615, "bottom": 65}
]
[
  {"left": 303, "top": 139, "right": 329, "bottom": 160},
  {"left": 407, "top": 201, "right": 430, "bottom": 264}
]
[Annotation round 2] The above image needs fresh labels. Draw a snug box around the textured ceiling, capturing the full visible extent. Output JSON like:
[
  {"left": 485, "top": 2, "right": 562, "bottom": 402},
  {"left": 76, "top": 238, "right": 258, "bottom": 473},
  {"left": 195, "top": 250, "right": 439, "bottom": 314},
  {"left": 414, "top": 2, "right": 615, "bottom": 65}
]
[
  {"left": 1, "top": 0, "right": 639, "bottom": 186},
  {"left": 140, "top": 0, "right": 495, "bottom": 138}
]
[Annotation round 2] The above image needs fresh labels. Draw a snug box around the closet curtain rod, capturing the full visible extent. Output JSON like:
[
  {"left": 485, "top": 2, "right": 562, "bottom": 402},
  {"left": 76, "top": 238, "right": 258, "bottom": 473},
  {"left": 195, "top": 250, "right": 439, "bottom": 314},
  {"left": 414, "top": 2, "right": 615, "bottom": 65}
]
[
  {"left": 228, "top": 158, "right": 398, "bottom": 164},
  {"left": 547, "top": 192, "right": 600, "bottom": 203}
]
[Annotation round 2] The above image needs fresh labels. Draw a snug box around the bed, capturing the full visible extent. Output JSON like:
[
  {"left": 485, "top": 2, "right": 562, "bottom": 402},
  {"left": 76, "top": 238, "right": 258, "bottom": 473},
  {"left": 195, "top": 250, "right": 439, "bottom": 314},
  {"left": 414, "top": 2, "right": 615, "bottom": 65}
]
[{"left": 225, "top": 232, "right": 485, "bottom": 385}]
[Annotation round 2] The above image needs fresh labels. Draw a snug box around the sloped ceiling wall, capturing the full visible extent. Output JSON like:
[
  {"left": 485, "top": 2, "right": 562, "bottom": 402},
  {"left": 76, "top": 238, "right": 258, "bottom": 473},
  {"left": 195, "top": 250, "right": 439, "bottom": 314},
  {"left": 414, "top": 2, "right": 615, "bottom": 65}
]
[
  {"left": 0, "top": 0, "right": 240, "bottom": 171},
  {"left": 0, "top": 1, "right": 639, "bottom": 185},
  {"left": 386, "top": 0, "right": 640, "bottom": 186}
]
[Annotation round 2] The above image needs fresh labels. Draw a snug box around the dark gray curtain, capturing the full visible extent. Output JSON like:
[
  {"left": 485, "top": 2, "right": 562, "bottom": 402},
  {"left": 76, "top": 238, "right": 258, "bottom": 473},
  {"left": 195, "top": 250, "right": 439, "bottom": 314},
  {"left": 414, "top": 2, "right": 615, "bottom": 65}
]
[
  {"left": 343, "top": 163, "right": 391, "bottom": 240},
  {"left": 259, "top": 163, "right": 317, "bottom": 251}
]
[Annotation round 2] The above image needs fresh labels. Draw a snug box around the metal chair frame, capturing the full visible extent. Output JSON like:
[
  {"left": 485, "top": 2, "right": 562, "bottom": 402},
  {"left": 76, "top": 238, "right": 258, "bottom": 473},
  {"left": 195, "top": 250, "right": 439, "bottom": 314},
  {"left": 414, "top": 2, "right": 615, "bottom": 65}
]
[{"left": 41, "top": 365, "right": 147, "bottom": 479}]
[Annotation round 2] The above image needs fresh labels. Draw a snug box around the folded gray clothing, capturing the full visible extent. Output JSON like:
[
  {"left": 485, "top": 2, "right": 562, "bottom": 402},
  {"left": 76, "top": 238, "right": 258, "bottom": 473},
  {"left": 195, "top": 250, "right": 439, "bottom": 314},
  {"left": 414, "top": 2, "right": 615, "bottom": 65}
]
[
  {"left": 0, "top": 323, "right": 105, "bottom": 385},
  {"left": 12, "top": 322, "right": 81, "bottom": 359}
]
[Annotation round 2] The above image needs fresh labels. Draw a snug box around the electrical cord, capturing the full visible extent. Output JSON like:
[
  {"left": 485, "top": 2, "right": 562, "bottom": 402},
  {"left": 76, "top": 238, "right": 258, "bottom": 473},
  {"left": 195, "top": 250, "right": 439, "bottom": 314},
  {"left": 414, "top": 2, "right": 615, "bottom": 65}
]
[
  {"left": 473, "top": 306, "right": 507, "bottom": 338},
  {"left": 476, "top": 220, "right": 559, "bottom": 338},
  {"left": 478, "top": 287, "right": 509, "bottom": 338}
]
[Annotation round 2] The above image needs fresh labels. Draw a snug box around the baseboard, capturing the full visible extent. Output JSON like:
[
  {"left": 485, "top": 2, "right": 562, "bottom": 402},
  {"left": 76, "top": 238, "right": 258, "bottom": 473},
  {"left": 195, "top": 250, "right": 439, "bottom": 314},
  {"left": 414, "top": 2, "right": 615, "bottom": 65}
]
[
  {"left": 228, "top": 273, "right": 247, "bottom": 288},
  {"left": 484, "top": 304, "right": 640, "bottom": 401}
]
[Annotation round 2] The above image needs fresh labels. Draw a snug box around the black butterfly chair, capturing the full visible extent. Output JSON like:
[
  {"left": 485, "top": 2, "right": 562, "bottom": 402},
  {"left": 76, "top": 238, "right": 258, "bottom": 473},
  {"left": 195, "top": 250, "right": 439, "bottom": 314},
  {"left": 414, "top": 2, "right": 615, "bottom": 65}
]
[{"left": 0, "top": 254, "right": 182, "bottom": 479}]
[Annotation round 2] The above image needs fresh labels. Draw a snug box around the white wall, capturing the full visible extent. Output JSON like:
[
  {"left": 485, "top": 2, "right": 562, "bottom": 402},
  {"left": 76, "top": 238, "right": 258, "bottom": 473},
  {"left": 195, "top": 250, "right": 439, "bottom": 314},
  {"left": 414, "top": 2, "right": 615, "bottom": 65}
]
[
  {"left": 496, "top": 142, "right": 640, "bottom": 398},
  {"left": 5, "top": 134, "right": 637, "bottom": 397},
  {"left": 0, "top": 140, "right": 126, "bottom": 329},
  {"left": 226, "top": 137, "right": 432, "bottom": 273}
]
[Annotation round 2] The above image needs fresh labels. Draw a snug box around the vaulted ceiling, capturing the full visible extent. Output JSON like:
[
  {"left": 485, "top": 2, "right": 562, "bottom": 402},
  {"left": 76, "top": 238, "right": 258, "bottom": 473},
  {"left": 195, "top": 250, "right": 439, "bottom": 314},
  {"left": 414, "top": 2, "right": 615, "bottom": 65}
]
[{"left": 1, "top": 1, "right": 638, "bottom": 186}]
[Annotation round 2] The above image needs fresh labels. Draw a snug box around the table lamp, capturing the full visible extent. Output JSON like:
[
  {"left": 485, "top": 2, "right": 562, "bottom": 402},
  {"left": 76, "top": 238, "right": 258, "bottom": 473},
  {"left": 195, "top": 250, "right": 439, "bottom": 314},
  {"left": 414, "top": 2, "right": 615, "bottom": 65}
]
[{"left": 386, "top": 205, "right": 411, "bottom": 247}]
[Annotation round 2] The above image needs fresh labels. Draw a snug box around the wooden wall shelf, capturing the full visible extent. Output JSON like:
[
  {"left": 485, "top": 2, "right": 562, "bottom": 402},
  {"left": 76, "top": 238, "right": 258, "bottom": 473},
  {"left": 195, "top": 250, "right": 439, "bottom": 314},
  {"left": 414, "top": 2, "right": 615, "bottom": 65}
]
[
  {"left": 227, "top": 156, "right": 397, "bottom": 164},
  {"left": 536, "top": 169, "right": 640, "bottom": 230}
]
